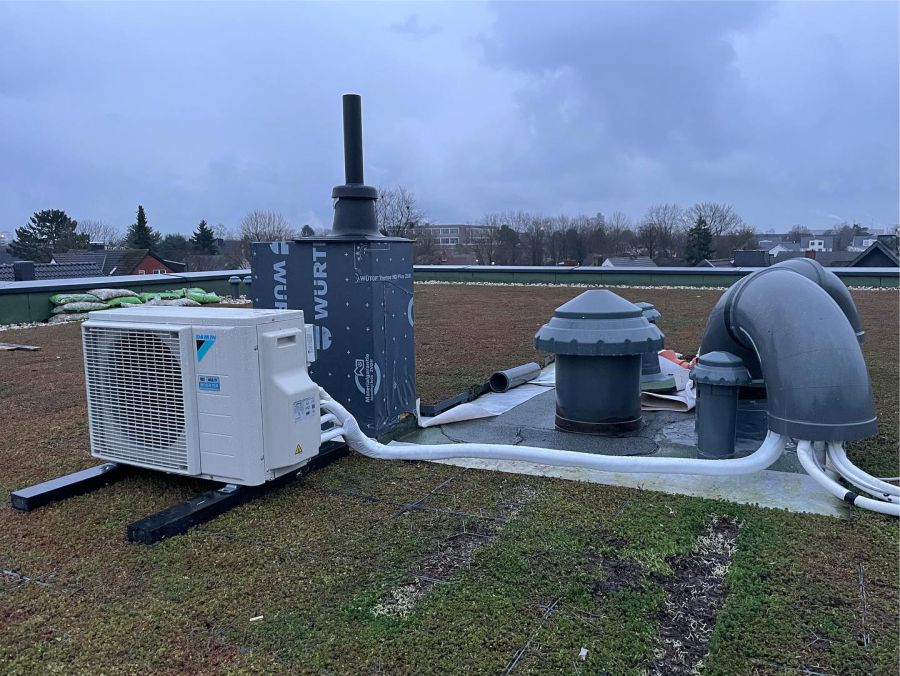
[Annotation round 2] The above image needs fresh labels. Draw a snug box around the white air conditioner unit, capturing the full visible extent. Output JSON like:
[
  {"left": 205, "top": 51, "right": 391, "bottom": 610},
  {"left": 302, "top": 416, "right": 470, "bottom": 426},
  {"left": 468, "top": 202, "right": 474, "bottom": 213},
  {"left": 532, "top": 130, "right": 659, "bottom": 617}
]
[{"left": 81, "top": 307, "right": 321, "bottom": 486}]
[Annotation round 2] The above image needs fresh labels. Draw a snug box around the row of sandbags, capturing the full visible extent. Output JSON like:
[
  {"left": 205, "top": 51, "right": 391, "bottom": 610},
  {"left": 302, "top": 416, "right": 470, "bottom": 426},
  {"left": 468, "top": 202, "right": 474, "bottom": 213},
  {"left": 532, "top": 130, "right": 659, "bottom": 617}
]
[{"left": 48, "top": 287, "right": 221, "bottom": 324}]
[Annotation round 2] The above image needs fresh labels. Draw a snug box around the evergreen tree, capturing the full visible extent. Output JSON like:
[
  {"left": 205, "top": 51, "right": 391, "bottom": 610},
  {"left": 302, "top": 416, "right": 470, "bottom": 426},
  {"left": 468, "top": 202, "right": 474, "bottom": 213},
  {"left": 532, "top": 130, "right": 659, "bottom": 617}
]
[
  {"left": 685, "top": 215, "right": 713, "bottom": 265},
  {"left": 190, "top": 219, "right": 218, "bottom": 254},
  {"left": 300, "top": 224, "right": 315, "bottom": 237},
  {"left": 125, "top": 205, "right": 161, "bottom": 249},
  {"left": 158, "top": 233, "right": 191, "bottom": 261},
  {"left": 8, "top": 209, "right": 87, "bottom": 262}
]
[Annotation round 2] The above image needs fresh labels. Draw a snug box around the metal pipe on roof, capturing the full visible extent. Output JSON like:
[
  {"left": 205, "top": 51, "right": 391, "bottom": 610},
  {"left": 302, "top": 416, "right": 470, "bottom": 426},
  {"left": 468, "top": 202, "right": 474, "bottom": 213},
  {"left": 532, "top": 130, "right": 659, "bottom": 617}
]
[
  {"left": 342, "top": 94, "right": 365, "bottom": 185},
  {"left": 489, "top": 362, "right": 541, "bottom": 393}
]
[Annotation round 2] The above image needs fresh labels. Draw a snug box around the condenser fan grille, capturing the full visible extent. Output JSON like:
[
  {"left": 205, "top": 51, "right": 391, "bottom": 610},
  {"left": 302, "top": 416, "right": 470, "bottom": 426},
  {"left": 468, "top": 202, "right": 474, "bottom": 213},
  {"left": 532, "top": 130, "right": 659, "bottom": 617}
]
[{"left": 83, "top": 325, "right": 189, "bottom": 471}]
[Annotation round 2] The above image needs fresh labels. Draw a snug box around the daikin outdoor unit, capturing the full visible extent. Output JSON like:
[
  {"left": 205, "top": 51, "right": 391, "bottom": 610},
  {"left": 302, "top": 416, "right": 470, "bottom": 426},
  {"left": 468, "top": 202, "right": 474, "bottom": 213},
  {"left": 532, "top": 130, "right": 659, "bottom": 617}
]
[{"left": 81, "top": 307, "right": 322, "bottom": 486}]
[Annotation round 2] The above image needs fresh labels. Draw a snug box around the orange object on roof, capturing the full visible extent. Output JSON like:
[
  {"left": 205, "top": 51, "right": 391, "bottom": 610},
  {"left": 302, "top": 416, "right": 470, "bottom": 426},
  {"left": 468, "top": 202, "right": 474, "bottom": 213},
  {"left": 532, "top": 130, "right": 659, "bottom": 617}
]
[{"left": 659, "top": 349, "right": 696, "bottom": 369}]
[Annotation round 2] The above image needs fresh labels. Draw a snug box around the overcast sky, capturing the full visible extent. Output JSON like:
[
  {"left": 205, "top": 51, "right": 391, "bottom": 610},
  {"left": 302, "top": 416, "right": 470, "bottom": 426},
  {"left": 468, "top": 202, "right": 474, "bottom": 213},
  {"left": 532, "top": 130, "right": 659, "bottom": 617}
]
[{"left": 1, "top": 1, "right": 897, "bottom": 235}]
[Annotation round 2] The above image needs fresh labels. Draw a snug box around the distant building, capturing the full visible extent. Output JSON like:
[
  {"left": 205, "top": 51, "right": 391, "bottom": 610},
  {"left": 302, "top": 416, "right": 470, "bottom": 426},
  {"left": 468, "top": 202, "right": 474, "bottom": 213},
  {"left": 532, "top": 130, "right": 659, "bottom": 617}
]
[
  {"left": 800, "top": 235, "right": 834, "bottom": 252},
  {"left": 600, "top": 255, "right": 657, "bottom": 268},
  {"left": 767, "top": 241, "right": 801, "bottom": 256},
  {"left": 52, "top": 248, "right": 185, "bottom": 275},
  {"left": 733, "top": 250, "right": 771, "bottom": 267},
  {"left": 0, "top": 261, "right": 104, "bottom": 282},
  {"left": 697, "top": 258, "right": 734, "bottom": 268},
  {"left": 773, "top": 250, "right": 855, "bottom": 267},
  {"left": 416, "top": 224, "right": 494, "bottom": 248},
  {"left": 414, "top": 224, "right": 495, "bottom": 264},
  {"left": 848, "top": 235, "right": 879, "bottom": 252},
  {"left": 847, "top": 241, "right": 899, "bottom": 268}
]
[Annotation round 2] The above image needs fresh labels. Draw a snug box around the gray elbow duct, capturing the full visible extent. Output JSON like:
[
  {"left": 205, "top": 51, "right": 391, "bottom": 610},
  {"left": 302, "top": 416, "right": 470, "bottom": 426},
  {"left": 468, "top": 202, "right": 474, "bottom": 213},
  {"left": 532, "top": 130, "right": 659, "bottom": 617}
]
[
  {"left": 700, "top": 258, "right": 865, "bottom": 380},
  {"left": 699, "top": 267, "right": 876, "bottom": 441},
  {"left": 771, "top": 258, "right": 864, "bottom": 343}
]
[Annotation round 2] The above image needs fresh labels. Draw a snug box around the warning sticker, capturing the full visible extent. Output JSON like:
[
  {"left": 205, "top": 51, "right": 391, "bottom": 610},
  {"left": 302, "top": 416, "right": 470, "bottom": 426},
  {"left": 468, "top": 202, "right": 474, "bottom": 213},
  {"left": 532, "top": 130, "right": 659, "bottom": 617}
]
[{"left": 293, "top": 396, "right": 316, "bottom": 422}]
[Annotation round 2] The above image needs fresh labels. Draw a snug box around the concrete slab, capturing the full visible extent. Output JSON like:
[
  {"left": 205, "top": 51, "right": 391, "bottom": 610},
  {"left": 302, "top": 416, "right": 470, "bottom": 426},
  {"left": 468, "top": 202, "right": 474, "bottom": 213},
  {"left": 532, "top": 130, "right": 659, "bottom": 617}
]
[
  {"left": 397, "top": 390, "right": 847, "bottom": 517},
  {"left": 426, "top": 457, "right": 848, "bottom": 518}
]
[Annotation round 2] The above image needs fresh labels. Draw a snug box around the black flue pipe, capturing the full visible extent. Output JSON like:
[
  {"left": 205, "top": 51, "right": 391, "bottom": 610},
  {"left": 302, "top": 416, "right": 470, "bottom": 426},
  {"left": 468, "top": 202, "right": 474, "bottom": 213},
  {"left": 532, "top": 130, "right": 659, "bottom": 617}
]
[
  {"left": 331, "top": 94, "right": 380, "bottom": 237},
  {"left": 342, "top": 94, "right": 365, "bottom": 185}
]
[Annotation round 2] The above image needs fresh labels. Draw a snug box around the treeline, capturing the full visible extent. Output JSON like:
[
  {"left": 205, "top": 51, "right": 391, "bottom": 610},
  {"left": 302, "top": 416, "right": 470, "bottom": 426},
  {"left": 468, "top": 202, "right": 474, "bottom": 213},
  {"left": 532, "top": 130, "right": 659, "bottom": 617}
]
[
  {"left": 6, "top": 206, "right": 221, "bottom": 264},
  {"left": 414, "top": 202, "right": 757, "bottom": 266},
  {"left": 7, "top": 195, "right": 881, "bottom": 271},
  {"left": 5, "top": 206, "right": 319, "bottom": 271}
]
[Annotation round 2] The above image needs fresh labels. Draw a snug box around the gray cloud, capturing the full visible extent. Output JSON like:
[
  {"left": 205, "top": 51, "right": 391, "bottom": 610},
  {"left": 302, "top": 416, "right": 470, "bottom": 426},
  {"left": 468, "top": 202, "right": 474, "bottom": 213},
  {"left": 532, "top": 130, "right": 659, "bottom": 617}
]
[
  {"left": 0, "top": 1, "right": 896, "bottom": 235},
  {"left": 390, "top": 13, "right": 442, "bottom": 38}
]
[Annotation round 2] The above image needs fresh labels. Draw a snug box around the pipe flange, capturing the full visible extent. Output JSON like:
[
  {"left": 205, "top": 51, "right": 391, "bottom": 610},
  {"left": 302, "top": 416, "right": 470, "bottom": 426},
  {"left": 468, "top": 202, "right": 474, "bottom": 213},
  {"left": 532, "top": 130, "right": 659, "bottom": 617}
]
[
  {"left": 690, "top": 351, "right": 752, "bottom": 387},
  {"left": 555, "top": 410, "right": 643, "bottom": 435}
]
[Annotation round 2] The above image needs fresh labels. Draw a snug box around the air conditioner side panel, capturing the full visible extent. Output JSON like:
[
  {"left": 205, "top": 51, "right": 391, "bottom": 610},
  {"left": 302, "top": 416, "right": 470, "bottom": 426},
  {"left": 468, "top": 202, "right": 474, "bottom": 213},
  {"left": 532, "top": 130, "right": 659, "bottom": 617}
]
[
  {"left": 192, "top": 324, "right": 266, "bottom": 485},
  {"left": 258, "top": 322, "right": 321, "bottom": 472}
]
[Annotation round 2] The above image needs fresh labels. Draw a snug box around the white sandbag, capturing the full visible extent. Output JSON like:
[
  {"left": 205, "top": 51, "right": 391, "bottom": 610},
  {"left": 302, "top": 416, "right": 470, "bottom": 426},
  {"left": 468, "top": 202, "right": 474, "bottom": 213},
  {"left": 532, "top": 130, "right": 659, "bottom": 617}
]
[
  {"left": 87, "top": 288, "right": 140, "bottom": 301},
  {"left": 48, "top": 313, "right": 89, "bottom": 324},
  {"left": 144, "top": 298, "right": 201, "bottom": 307},
  {"left": 55, "top": 302, "right": 109, "bottom": 313}
]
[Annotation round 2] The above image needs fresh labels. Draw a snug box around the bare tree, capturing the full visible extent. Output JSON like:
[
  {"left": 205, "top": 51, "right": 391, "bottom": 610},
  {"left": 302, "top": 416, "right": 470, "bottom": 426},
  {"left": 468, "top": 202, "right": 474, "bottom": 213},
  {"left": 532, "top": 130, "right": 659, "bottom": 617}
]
[
  {"left": 606, "top": 211, "right": 634, "bottom": 255},
  {"left": 77, "top": 219, "right": 123, "bottom": 248},
  {"left": 637, "top": 222, "right": 661, "bottom": 259},
  {"left": 239, "top": 210, "right": 296, "bottom": 262},
  {"left": 521, "top": 214, "right": 549, "bottom": 265},
  {"left": 412, "top": 225, "right": 442, "bottom": 264},
  {"left": 240, "top": 210, "right": 295, "bottom": 241},
  {"left": 825, "top": 222, "right": 854, "bottom": 251},
  {"left": 544, "top": 216, "right": 567, "bottom": 264},
  {"left": 685, "top": 202, "right": 745, "bottom": 237},
  {"left": 213, "top": 222, "right": 235, "bottom": 240},
  {"left": 641, "top": 204, "right": 686, "bottom": 258},
  {"left": 463, "top": 214, "right": 501, "bottom": 265},
  {"left": 718, "top": 226, "right": 758, "bottom": 254},
  {"left": 785, "top": 224, "right": 812, "bottom": 243},
  {"left": 376, "top": 186, "right": 424, "bottom": 237}
]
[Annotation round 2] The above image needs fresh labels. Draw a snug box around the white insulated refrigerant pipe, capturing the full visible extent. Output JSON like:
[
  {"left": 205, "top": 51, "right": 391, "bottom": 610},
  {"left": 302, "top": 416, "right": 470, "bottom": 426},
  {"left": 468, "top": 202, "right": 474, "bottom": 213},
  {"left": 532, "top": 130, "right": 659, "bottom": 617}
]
[
  {"left": 318, "top": 389, "right": 787, "bottom": 476},
  {"left": 318, "top": 389, "right": 899, "bottom": 518}
]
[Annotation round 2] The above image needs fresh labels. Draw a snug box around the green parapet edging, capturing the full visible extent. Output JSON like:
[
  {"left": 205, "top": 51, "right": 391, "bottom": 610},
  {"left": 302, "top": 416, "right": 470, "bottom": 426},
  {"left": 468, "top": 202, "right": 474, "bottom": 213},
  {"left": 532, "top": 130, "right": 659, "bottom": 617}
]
[
  {"left": 27, "top": 292, "right": 57, "bottom": 323},
  {"left": 840, "top": 274, "right": 897, "bottom": 288},
  {"left": 0, "top": 273, "right": 244, "bottom": 325},
  {"left": 0, "top": 294, "right": 32, "bottom": 325}
]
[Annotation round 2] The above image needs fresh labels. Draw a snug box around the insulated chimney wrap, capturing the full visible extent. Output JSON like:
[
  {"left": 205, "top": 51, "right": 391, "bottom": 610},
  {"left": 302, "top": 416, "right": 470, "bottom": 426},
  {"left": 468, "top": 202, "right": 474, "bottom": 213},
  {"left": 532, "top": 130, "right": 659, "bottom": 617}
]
[{"left": 251, "top": 239, "right": 416, "bottom": 436}]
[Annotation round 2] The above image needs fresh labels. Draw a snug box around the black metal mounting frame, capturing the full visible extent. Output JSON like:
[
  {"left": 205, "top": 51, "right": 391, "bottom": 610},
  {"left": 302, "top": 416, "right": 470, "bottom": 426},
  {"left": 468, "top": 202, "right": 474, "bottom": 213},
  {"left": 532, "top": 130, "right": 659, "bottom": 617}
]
[
  {"left": 10, "top": 463, "right": 131, "bottom": 512},
  {"left": 127, "top": 442, "right": 349, "bottom": 545},
  {"left": 10, "top": 443, "right": 349, "bottom": 545}
]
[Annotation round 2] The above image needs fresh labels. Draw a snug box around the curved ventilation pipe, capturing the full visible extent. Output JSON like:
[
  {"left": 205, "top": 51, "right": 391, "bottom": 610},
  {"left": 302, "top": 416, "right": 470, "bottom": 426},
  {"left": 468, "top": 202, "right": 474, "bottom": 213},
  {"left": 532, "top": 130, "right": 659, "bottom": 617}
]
[
  {"left": 700, "top": 258, "right": 864, "bottom": 380},
  {"left": 700, "top": 266, "right": 876, "bottom": 441},
  {"left": 771, "top": 258, "right": 864, "bottom": 343}
]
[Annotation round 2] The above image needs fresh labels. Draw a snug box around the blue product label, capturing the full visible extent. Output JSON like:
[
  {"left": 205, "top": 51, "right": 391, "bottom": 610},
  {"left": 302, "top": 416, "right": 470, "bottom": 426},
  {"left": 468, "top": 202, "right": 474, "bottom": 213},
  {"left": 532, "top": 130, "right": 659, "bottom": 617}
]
[{"left": 198, "top": 375, "right": 221, "bottom": 392}]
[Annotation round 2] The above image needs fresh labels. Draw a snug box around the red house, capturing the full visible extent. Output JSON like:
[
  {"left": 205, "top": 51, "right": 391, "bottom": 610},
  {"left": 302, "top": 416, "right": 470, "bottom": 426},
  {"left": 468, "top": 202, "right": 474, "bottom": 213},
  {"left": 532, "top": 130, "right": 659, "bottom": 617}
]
[{"left": 52, "top": 248, "right": 186, "bottom": 275}]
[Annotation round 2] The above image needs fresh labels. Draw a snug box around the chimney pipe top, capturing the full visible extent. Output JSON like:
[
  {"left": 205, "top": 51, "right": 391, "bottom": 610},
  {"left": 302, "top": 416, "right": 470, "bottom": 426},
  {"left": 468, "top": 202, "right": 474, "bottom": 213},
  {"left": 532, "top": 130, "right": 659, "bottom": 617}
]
[{"left": 331, "top": 93, "right": 381, "bottom": 238}]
